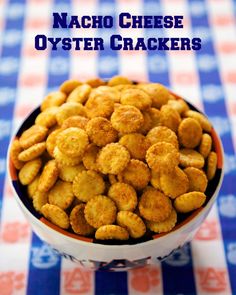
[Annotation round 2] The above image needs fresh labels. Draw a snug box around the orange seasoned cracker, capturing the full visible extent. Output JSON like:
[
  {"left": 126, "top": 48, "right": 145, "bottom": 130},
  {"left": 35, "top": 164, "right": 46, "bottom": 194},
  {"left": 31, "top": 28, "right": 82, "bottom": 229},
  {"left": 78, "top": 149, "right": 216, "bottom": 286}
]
[
  {"left": 93, "top": 86, "right": 120, "bottom": 103},
  {"left": 56, "top": 127, "right": 89, "bottom": 157},
  {"left": 178, "top": 118, "right": 202, "bottom": 148},
  {"left": 18, "top": 142, "right": 46, "bottom": 162},
  {"left": 139, "top": 188, "right": 172, "bottom": 222},
  {"left": 59, "top": 163, "right": 85, "bottom": 182},
  {"left": 207, "top": 151, "right": 217, "bottom": 180},
  {"left": 61, "top": 115, "right": 89, "bottom": 130},
  {"left": 108, "top": 75, "right": 132, "bottom": 86},
  {"left": 19, "top": 158, "right": 42, "bottom": 185},
  {"left": 119, "top": 133, "right": 151, "bottom": 160},
  {"left": 160, "top": 105, "right": 181, "bottom": 133},
  {"left": 117, "top": 211, "right": 146, "bottom": 238},
  {"left": 199, "top": 133, "right": 212, "bottom": 158},
  {"left": 95, "top": 225, "right": 129, "bottom": 240},
  {"left": 85, "top": 92, "right": 114, "bottom": 119},
  {"left": 86, "top": 117, "right": 118, "bottom": 146},
  {"left": 146, "top": 208, "right": 177, "bottom": 233},
  {"left": 111, "top": 105, "right": 144, "bottom": 134},
  {"left": 53, "top": 146, "right": 82, "bottom": 166},
  {"left": 184, "top": 167, "right": 208, "bottom": 192},
  {"left": 168, "top": 99, "right": 190, "bottom": 114},
  {"left": 138, "top": 83, "right": 170, "bottom": 108},
  {"left": 147, "top": 126, "right": 178, "bottom": 148},
  {"left": 86, "top": 77, "right": 106, "bottom": 88},
  {"left": 67, "top": 83, "right": 91, "bottom": 104},
  {"left": 35, "top": 107, "right": 58, "bottom": 128},
  {"left": 48, "top": 180, "right": 74, "bottom": 210},
  {"left": 46, "top": 129, "right": 62, "bottom": 157},
  {"left": 108, "top": 182, "right": 137, "bottom": 211},
  {"left": 84, "top": 195, "right": 117, "bottom": 228},
  {"left": 97, "top": 143, "right": 130, "bottom": 174},
  {"left": 41, "top": 204, "right": 69, "bottom": 229},
  {"left": 139, "top": 110, "right": 153, "bottom": 134},
  {"left": 41, "top": 91, "right": 67, "bottom": 111},
  {"left": 70, "top": 204, "right": 94, "bottom": 236},
  {"left": 160, "top": 167, "right": 189, "bottom": 199},
  {"left": 120, "top": 88, "right": 152, "bottom": 110},
  {"left": 146, "top": 142, "right": 179, "bottom": 172},
  {"left": 56, "top": 102, "right": 87, "bottom": 125},
  {"left": 82, "top": 144, "right": 100, "bottom": 171},
  {"left": 19, "top": 125, "right": 48, "bottom": 149},
  {"left": 118, "top": 159, "right": 151, "bottom": 190},
  {"left": 33, "top": 191, "right": 48, "bottom": 212},
  {"left": 73, "top": 170, "right": 105, "bottom": 202},
  {"left": 59, "top": 79, "right": 82, "bottom": 95},
  {"left": 10, "top": 139, "right": 24, "bottom": 169},
  {"left": 179, "top": 148, "right": 205, "bottom": 168},
  {"left": 27, "top": 175, "right": 40, "bottom": 199},
  {"left": 38, "top": 160, "right": 59, "bottom": 192},
  {"left": 184, "top": 110, "right": 212, "bottom": 132},
  {"left": 174, "top": 191, "right": 206, "bottom": 213},
  {"left": 147, "top": 108, "right": 162, "bottom": 129}
]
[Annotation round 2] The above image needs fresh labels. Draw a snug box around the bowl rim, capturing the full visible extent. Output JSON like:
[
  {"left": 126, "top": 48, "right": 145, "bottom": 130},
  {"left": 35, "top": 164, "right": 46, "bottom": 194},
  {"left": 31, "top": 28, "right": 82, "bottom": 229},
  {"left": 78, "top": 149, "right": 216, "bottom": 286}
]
[{"left": 7, "top": 95, "right": 225, "bottom": 250}]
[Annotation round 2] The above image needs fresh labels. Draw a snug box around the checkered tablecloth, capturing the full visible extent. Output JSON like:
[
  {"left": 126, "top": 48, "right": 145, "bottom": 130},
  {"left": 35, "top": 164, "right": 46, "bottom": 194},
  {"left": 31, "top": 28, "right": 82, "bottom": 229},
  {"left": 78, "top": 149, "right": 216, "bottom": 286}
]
[{"left": 0, "top": 0, "right": 236, "bottom": 294}]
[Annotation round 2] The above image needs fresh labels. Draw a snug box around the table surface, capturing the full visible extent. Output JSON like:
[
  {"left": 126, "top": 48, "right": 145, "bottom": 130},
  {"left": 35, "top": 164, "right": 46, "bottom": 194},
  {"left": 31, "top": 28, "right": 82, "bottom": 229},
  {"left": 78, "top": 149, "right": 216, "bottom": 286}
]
[{"left": 0, "top": 0, "right": 236, "bottom": 294}]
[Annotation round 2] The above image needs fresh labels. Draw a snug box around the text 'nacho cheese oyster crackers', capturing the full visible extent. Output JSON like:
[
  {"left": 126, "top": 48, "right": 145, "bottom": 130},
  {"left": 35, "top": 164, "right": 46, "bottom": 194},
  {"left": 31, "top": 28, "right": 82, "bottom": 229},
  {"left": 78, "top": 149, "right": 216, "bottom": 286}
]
[{"left": 10, "top": 75, "right": 220, "bottom": 244}]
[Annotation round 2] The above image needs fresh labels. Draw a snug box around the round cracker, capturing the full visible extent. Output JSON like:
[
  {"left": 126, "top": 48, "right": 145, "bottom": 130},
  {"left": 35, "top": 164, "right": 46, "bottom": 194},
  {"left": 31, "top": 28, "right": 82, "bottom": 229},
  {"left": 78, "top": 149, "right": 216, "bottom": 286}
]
[
  {"left": 18, "top": 142, "right": 46, "bottom": 162},
  {"left": 184, "top": 167, "right": 208, "bottom": 192},
  {"left": 95, "top": 225, "right": 129, "bottom": 240},
  {"left": 207, "top": 151, "right": 217, "bottom": 180},
  {"left": 160, "top": 105, "right": 181, "bottom": 133},
  {"left": 199, "top": 133, "right": 212, "bottom": 158},
  {"left": 139, "top": 188, "right": 172, "bottom": 222},
  {"left": 120, "top": 88, "right": 152, "bottom": 110},
  {"left": 70, "top": 204, "right": 94, "bottom": 236},
  {"left": 56, "top": 127, "right": 89, "bottom": 157},
  {"left": 179, "top": 148, "right": 205, "bottom": 168},
  {"left": 85, "top": 92, "right": 114, "bottom": 119},
  {"left": 84, "top": 195, "right": 117, "bottom": 228},
  {"left": 67, "top": 83, "right": 91, "bottom": 104},
  {"left": 48, "top": 180, "right": 74, "bottom": 210},
  {"left": 97, "top": 143, "right": 130, "bottom": 175},
  {"left": 174, "top": 191, "right": 206, "bottom": 213},
  {"left": 41, "top": 91, "right": 66, "bottom": 111},
  {"left": 146, "top": 142, "right": 179, "bottom": 172},
  {"left": 58, "top": 163, "right": 85, "bottom": 182},
  {"left": 19, "top": 158, "right": 42, "bottom": 185},
  {"left": 119, "top": 133, "right": 151, "bottom": 160},
  {"left": 110, "top": 105, "right": 144, "bottom": 134},
  {"left": 59, "top": 79, "right": 82, "bottom": 95},
  {"left": 19, "top": 125, "right": 48, "bottom": 149},
  {"left": 146, "top": 208, "right": 177, "bottom": 233},
  {"left": 178, "top": 118, "right": 202, "bottom": 148},
  {"left": 117, "top": 211, "right": 146, "bottom": 238},
  {"left": 38, "top": 159, "right": 59, "bottom": 192},
  {"left": 73, "top": 170, "right": 105, "bottom": 202},
  {"left": 41, "top": 204, "right": 69, "bottom": 229},
  {"left": 86, "top": 117, "right": 118, "bottom": 147},
  {"left": 160, "top": 166, "right": 189, "bottom": 199},
  {"left": 147, "top": 126, "right": 178, "bottom": 148},
  {"left": 108, "top": 182, "right": 137, "bottom": 211},
  {"left": 56, "top": 102, "right": 87, "bottom": 125},
  {"left": 10, "top": 139, "right": 24, "bottom": 169},
  {"left": 118, "top": 159, "right": 151, "bottom": 190}
]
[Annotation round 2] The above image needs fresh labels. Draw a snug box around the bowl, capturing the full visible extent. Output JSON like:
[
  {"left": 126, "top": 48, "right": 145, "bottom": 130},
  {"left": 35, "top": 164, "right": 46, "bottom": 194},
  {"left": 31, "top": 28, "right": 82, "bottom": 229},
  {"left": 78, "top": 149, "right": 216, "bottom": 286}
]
[{"left": 7, "top": 92, "right": 224, "bottom": 271}]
